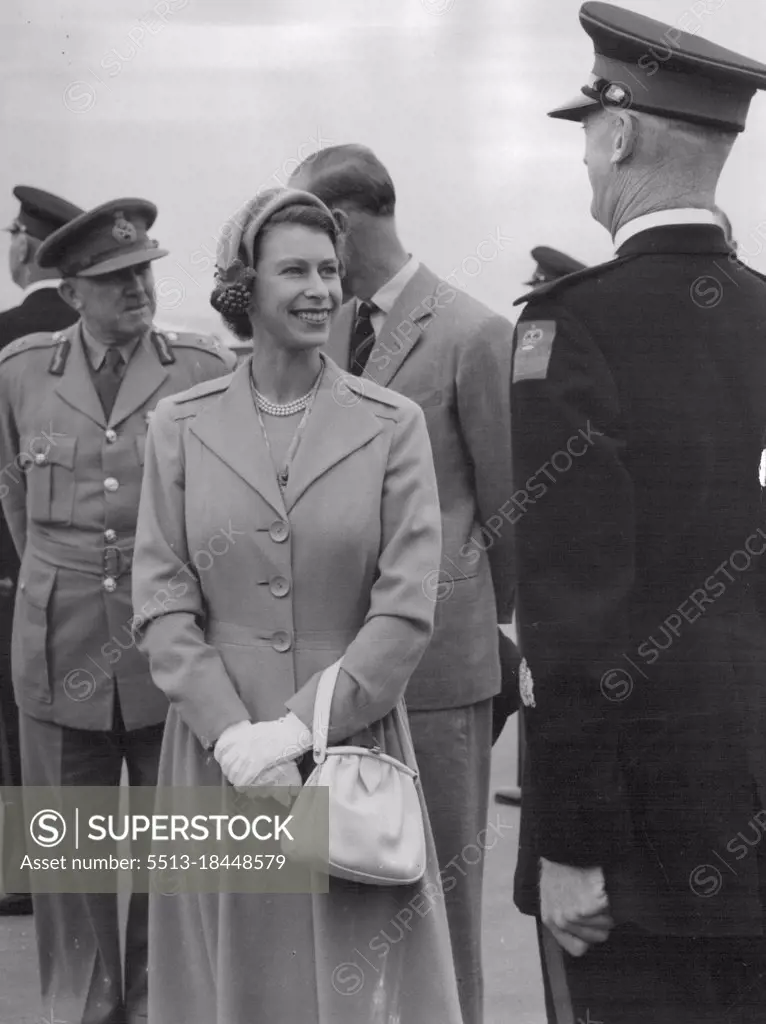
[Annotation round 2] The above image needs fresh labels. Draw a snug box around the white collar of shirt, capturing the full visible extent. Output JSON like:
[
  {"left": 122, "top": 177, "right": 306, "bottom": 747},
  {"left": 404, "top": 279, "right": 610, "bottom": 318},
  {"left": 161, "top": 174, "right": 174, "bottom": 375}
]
[
  {"left": 23, "top": 280, "right": 61, "bottom": 298},
  {"left": 614, "top": 209, "right": 719, "bottom": 251},
  {"left": 361, "top": 256, "right": 421, "bottom": 336}
]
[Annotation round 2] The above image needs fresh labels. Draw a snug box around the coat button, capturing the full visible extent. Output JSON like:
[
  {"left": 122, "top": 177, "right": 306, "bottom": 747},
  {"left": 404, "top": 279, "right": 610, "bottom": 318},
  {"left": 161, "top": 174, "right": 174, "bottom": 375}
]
[
  {"left": 103, "top": 577, "right": 117, "bottom": 593},
  {"left": 269, "top": 520, "right": 289, "bottom": 543},
  {"left": 105, "top": 429, "right": 117, "bottom": 444},
  {"left": 270, "top": 576, "right": 290, "bottom": 598},
  {"left": 104, "top": 529, "right": 117, "bottom": 543},
  {"left": 104, "top": 477, "right": 119, "bottom": 492},
  {"left": 271, "top": 630, "right": 292, "bottom": 652},
  {"left": 34, "top": 452, "right": 48, "bottom": 466}
]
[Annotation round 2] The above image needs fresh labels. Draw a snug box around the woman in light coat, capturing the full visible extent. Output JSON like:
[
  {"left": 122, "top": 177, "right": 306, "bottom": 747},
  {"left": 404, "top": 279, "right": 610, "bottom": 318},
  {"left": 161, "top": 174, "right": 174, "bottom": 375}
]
[{"left": 132, "top": 187, "right": 463, "bottom": 1024}]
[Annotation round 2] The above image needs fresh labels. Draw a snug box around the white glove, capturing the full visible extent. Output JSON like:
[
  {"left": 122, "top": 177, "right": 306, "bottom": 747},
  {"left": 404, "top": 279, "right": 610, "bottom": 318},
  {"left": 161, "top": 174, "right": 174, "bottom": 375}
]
[
  {"left": 539, "top": 858, "right": 615, "bottom": 957},
  {"left": 214, "top": 713, "right": 312, "bottom": 790},
  {"left": 234, "top": 760, "right": 303, "bottom": 807}
]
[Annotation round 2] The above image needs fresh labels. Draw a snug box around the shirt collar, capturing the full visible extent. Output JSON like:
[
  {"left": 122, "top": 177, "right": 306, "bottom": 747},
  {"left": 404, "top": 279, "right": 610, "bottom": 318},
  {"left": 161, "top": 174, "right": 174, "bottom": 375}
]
[
  {"left": 614, "top": 209, "right": 719, "bottom": 252},
  {"left": 366, "top": 255, "right": 421, "bottom": 317},
  {"left": 23, "top": 280, "right": 61, "bottom": 298},
  {"left": 80, "top": 323, "right": 143, "bottom": 370}
]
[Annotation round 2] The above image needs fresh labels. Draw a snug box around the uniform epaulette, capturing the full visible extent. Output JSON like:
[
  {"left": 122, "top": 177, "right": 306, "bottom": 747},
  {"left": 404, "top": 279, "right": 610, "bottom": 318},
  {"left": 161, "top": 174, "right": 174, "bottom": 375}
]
[
  {"left": 158, "top": 329, "right": 235, "bottom": 365},
  {"left": 513, "top": 256, "right": 636, "bottom": 306},
  {"left": 0, "top": 331, "right": 61, "bottom": 367}
]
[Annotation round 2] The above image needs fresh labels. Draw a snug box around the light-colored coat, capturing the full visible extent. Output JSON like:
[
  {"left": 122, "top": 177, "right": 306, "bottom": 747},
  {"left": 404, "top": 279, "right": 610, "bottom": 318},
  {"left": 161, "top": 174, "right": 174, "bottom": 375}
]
[
  {"left": 0, "top": 321, "right": 235, "bottom": 731},
  {"left": 328, "top": 264, "right": 515, "bottom": 709},
  {"left": 132, "top": 355, "right": 463, "bottom": 1024}
]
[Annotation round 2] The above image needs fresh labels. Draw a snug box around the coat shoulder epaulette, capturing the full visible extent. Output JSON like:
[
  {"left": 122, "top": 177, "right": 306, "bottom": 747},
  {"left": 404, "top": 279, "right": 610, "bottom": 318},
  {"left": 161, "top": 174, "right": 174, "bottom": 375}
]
[
  {"left": 513, "top": 256, "right": 636, "bottom": 306},
  {"left": 157, "top": 330, "right": 236, "bottom": 366},
  {"left": 0, "top": 330, "right": 61, "bottom": 368}
]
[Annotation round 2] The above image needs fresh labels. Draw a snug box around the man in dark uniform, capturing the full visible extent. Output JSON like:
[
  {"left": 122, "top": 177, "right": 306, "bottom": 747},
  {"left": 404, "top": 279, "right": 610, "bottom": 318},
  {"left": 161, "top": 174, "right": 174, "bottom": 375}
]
[
  {"left": 510, "top": 5, "right": 766, "bottom": 1022},
  {"left": 0, "top": 186, "right": 83, "bottom": 916},
  {"left": 496, "top": 247, "right": 588, "bottom": 808},
  {"left": 0, "top": 197, "right": 235, "bottom": 1024}
]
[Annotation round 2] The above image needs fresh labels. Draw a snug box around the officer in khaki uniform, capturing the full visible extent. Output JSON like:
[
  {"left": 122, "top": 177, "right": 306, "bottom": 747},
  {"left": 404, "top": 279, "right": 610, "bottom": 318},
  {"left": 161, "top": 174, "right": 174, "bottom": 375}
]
[{"left": 0, "top": 197, "right": 234, "bottom": 1024}]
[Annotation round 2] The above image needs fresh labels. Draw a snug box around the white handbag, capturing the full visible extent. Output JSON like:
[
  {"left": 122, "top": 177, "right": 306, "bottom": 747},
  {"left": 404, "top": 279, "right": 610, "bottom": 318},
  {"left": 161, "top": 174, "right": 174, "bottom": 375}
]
[{"left": 282, "top": 659, "right": 427, "bottom": 886}]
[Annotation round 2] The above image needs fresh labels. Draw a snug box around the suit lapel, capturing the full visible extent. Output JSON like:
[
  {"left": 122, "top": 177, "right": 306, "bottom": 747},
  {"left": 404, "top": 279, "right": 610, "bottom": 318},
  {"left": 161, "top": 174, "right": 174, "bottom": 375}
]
[
  {"left": 188, "top": 361, "right": 286, "bottom": 516},
  {"left": 53, "top": 323, "right": 107, "bottom": 428},
  {"left": 282, "top": 355, "right": 384, "bottom": 512},
  {"left": 363, "top": 264, "right": 440, "bottom": 388},
  {"left": 109, "top": 334, "right": 169, "bottom": 428}
]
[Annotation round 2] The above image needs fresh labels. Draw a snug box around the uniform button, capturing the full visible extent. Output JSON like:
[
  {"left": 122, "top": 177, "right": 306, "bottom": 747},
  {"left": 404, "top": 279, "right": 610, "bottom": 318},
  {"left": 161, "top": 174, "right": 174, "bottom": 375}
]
[
  {"left": 104, "top": 477, "right": 119, "bottom": 492},
  {"left": 269, "top": 520, "right": 289, "bottom": 543},
  {"left": 105, "top": 429, "right": 117, "bottom": 444},
  {"left": 34, "top": 453, "right": 48, "bottom": 466},
  {"left": 270, "top": 576, "right": 290, "bottom": 598},
  {"left": 271, "top": 630, "right": 292, "bottom": 652},
  {"left": 104, "top": 529, "right": 117, "bottom": 543},
  {"left": 103, "top": 577, "right": 117, "bottom": 593}
]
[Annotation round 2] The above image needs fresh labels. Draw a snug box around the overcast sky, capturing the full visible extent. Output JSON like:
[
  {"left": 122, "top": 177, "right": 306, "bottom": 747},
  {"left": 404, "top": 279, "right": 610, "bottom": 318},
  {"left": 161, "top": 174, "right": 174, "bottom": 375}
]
[{"left": 2, "top": 0, "right": 766, "bottom": 336}]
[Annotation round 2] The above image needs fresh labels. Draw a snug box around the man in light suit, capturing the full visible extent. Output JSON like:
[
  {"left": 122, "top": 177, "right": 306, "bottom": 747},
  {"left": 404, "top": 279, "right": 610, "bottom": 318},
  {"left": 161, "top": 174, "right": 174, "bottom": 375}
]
[{"left": 291, "top": 145, "right": 514, "bottom": 1024}]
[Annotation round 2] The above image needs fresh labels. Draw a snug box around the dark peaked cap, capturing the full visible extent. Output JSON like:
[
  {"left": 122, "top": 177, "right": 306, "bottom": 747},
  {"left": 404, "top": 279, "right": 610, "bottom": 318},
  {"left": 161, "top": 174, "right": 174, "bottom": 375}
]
[
  {"left": 6, "top": 186, "right": 83, "bottom": 241},
  {"left": 525, "top": 247, "right": 587, "bottom": 286},
  {"left": 550, "top": 2, "right": 766, "bottom": 133}
]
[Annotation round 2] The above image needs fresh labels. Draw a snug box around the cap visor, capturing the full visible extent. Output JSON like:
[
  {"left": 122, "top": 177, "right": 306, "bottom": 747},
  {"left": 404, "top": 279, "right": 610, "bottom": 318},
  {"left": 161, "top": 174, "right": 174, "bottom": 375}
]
[
  {"left": 548, "top": 92, "right": 601, "bottom": 121},
  {"left": 76, "top": 247, "right": 169, "bottom": 277}
]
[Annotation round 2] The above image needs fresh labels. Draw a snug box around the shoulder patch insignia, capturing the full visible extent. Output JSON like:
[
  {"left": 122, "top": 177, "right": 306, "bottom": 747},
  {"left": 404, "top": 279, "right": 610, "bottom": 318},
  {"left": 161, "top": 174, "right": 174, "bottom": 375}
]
[
  {"left": 513, "top": 321, "right": 556, "bottom": 383},
  {"left": 519, "top": 658, "right": 536, "bottom": 708}
]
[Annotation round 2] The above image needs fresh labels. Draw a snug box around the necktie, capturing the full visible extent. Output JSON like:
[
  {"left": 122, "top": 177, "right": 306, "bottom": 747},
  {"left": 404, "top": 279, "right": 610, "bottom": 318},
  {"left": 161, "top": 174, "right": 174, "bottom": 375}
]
[
  {"left": 95, "top": 348, "right": 125, "bottom": 418},
  {"left": 349, "top": 300, "right": 378, "bottom": 377}
]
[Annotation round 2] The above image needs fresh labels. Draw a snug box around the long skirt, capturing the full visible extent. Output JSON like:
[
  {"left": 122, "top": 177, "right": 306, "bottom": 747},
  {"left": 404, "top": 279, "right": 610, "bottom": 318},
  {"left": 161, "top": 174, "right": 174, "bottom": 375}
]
[{"left": 147, "top": 706, "right": 465, "bottom": 1024}]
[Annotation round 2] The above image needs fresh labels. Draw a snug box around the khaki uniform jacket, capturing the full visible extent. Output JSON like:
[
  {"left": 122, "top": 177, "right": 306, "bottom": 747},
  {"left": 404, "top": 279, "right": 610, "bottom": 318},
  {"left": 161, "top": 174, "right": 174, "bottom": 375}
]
[
  {"left": 0, "top": 321, "right": 235, "bottom": 731},
  {"left": 327, "top": 264, "right": 514, "bottom": 710}
]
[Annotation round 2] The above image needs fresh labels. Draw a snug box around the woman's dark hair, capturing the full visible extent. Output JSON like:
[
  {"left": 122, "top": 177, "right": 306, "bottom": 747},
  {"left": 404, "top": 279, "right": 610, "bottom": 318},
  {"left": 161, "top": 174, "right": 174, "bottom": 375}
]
[{"left": 210, "top": 203, "right": 345, "bottom": 341}]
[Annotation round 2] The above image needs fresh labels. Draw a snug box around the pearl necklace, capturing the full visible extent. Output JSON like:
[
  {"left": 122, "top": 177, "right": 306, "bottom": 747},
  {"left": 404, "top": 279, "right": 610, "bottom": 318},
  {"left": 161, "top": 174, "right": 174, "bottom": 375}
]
[{"left": 252, "top": 387, "right": 314, "bottom": 417}]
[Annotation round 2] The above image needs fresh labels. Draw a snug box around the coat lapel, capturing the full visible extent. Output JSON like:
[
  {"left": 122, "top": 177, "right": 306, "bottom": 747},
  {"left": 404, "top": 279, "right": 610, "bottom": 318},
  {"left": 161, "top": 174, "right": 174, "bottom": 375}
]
[
  {"left": 188, "top": 361, "right": 286, "bottom": 516},
  {"left": 363, "top": 264, "right": 440, "bottom": 388},
  {"left": 282, "top": 356, "right": 384, "bottom": 512},
  {"left": 326, "top": 302, "right": 355, "bottom": 369},
  {"left": 109, "top": 333, "right": 169, "bottom": 429},
  {"left": 53, "top": 323, "right": 107, "bottom": 428}
]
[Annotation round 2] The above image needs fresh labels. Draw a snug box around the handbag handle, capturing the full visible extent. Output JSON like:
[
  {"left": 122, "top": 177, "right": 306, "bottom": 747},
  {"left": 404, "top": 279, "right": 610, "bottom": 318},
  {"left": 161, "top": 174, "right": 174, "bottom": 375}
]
[{"left": 310, "top": 659, "right": 419, "bottom": 774}]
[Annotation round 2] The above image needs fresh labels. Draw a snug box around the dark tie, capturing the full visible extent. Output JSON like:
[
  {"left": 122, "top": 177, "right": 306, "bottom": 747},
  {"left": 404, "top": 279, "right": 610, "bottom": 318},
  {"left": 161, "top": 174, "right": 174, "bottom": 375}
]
[
  {"left": 95, "top": 347, "right": 125, "bottom": 418},
  {"left": 349, "top": 300, "right": 378, "bottom": 377}
]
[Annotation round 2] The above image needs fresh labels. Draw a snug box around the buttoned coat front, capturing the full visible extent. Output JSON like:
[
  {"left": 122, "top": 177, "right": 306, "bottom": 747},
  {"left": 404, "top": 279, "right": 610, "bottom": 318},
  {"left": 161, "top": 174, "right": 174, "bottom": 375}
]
[
  {"left": 132, "top": 355, "right": 464, "bottom": 1024},
  {"left": 0, "top": 321, "right": 235, "bottom": 731}
]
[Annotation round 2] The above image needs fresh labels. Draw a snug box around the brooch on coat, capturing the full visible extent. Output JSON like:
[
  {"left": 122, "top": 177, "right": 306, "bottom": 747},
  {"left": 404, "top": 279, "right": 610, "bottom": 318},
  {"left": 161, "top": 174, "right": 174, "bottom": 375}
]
[{"left": 519, "top": 658, "right": 536, "bottom": 708}]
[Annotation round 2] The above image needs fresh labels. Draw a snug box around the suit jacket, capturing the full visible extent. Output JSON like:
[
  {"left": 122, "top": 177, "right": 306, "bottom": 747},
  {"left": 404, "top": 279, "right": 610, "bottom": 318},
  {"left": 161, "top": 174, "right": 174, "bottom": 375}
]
[
  {"left": 132, "top": 355, "right": 442, "bottom": 750},
  {"left": 512, "top": 223, "right": 766, "bottom": 937},
  {"left": 0, "top": 321, "right": 235, "bottom": 731},
  {"left": 326, "top": 264, "right": 514, "bottom": 710},
  {"left": 0, "top": 286, "right": 78, "bottom": 597}
]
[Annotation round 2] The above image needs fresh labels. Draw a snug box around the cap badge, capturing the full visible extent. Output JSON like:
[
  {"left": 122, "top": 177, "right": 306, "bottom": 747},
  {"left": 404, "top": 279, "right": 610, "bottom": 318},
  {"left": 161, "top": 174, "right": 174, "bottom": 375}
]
[{"left": 112, "top": 213, "right": 137, "bottom": 245}]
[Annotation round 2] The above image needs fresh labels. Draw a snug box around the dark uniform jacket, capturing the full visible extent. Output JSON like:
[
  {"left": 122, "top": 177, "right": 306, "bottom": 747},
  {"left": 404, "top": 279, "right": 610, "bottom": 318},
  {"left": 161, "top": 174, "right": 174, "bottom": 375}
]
[
  {"left": 0, "top": 321, "right": 235, "bottom": 732},
  {"left": 512, "top": 223, "right": 766, "bottom": 937},
  {"left": 327, "top": 264, "right": 515, "bottom": 711}
]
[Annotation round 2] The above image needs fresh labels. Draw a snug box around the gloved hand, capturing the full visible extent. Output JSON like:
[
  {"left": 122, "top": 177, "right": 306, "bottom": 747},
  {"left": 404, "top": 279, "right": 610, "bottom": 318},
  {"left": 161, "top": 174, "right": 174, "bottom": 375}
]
[
  {"left": 214, "top": 713, "right": 312, "bottom": 790},
  {"left": 234, "top": 760, "right": 303, "bottom": 807},
  {"left": 539, "top": 857, "right": 614, "bottom": 957}
]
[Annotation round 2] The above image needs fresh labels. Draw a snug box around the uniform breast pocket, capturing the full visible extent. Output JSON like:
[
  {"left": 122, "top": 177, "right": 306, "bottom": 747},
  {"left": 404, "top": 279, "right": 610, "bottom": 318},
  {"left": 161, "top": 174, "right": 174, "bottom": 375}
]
[{"left": 23, "top": 436, "right": 78, "bottom": 526}]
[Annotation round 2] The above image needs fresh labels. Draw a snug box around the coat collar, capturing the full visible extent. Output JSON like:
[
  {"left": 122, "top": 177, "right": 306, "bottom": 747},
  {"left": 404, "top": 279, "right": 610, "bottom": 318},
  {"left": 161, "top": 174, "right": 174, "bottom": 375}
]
[
  {"left": 53, "top": 322, "right": 169, "bottom": 429},
  {"left": 187, "top": 353, "right": 385, "bottom": 516},
  {"left": 616, "top": 223, "right": 732, "bottom": 258},
  {"left": 361, "top": 263, "right": 440, "bottom": 387}
]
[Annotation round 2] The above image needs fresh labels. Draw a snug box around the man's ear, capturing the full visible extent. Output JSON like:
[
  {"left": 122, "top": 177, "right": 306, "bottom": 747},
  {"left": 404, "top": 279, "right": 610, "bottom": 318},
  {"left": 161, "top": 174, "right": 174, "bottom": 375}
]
[
  {"left": 610, "top": 111, "right": 638, "bottom": 165},
  {"left": 16, "top": 234, "right": 31, "bottom": 265},
  {"left": 59, "top": 279, "right": 81, "bottom": 311}
]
